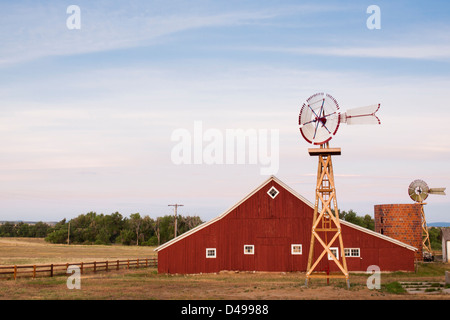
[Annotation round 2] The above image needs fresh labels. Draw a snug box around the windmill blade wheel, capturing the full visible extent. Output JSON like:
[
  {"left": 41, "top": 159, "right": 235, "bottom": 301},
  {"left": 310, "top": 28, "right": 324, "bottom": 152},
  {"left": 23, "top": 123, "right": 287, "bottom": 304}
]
[{"left": 408, "top": 179, "right": 429, "bottom": 203}]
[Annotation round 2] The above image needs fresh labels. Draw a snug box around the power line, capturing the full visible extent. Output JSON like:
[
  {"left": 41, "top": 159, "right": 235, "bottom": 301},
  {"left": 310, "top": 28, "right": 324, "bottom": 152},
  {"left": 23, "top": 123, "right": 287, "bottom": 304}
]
[{"left": 168, "top": 204, "right": 184, "bottom": 238}]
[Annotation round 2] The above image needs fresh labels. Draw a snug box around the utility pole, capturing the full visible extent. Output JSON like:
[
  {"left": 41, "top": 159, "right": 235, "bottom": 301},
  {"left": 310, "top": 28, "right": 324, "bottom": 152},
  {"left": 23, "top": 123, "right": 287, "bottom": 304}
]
[
  {"left": 168, "top": 204, "right": 184, "bottom": 238},
  {"left": 67, "top": 221, "right": 70, "bottom": 245}
]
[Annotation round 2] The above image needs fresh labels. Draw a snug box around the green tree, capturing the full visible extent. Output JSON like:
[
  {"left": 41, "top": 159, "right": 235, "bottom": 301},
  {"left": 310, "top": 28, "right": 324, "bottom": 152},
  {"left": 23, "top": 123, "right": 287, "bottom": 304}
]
[
  {"left": 15, "top": 222, "right": 31, "bottom": 237},
  {"left": 0, "top": 222, "right": 15, "bottom": 237},
  {"left": 429, "top": 227, "right": 442, "bottom": 250},
  {"left": 159, "top": 215, "right": 175, "bottom": 244},
  {"left": 153, "top": 217, "right": 162, "bottom": 246},
  {"left": 177, "top": 215, "right": 203, "bottom": 235},
  {"left": 139, "top": 216, "right": 155, "bottom": 246},
  {"left": 45, "top": 219, "right": 68, "bottom": 243},
  {"left": 117, "top": 229, "right": 134, "bottom": 245},
  {"left": 32, "top": 222, "right": 52, "bottom": 237},
  {"left": 129, "top": 213, "right": 144, "bottom": 246},
  {"left": 339, "top": 209, "right": 375, "bottom": 231},
  {"left": 70, "top": 212, "right": 97, "bottom": 244},
  {"left": 104, "top": 212, "right": 125, "bottom": 243}
]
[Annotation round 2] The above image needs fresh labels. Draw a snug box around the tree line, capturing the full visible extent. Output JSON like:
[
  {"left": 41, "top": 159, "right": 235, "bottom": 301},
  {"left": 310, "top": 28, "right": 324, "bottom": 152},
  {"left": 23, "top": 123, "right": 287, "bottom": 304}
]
[
  {"left": 0, "top": 212, "right": 204, "bottom": 246},
  {"left": 0, "top": 221, "right": 52, "bottom": 238}
]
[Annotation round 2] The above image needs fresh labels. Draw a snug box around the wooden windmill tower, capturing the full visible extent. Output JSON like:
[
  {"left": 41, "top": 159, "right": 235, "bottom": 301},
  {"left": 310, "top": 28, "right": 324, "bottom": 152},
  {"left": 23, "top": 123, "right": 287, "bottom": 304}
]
[{"left": 298, "top": 92, "right": 381, "bottom": 288}]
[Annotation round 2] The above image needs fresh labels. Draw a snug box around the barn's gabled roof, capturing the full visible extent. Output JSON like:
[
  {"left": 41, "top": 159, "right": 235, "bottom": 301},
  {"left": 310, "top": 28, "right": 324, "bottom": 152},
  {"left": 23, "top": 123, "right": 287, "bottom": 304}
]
[{"left": 154, "top": 175, "right": 417, "bottom": 252}]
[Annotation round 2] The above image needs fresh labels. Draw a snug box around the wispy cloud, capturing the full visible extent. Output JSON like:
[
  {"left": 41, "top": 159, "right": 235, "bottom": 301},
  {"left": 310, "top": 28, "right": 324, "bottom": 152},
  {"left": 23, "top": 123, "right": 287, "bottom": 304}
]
[
  {"left": 269, "top": 45, "right": 450, "bottom": 60},
  {"left": 0, "top": 2, "right": 340, "bottom": 67},
  {"left": 231, "top": 20, "right": 450, "bottom": 61},
  {"left": 236, "top": 42, "right": 450, "bottom": 61}
]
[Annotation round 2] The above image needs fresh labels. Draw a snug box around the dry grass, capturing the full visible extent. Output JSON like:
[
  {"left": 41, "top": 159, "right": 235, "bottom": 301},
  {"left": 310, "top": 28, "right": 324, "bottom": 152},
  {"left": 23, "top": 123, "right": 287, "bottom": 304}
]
[
  {"left": 2, "top": 268, "right": 449, "bottom": 300},
  {"left": 0, "top": 237, "right": 157, "bottom": 266}
]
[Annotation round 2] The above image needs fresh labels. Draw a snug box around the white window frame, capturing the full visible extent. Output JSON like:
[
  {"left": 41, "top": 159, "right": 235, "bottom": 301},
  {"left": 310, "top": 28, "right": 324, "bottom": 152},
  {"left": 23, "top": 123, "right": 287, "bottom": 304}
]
[
  {"left": 345, "top": 248, "right": 360, "bottom": 257},
  {"left": 267, "top": 186, "right": 279, "bottom": 199},
  {"left": 291, "top": 244, "right": 302, "bottom": 255},
  {"left": 328, "top": 247, "right": 339, "bottom": 260},
  {"left": 244, "top": 245, "right": 255, "bottom": 255},
  {"left": 206, "top": 248, "right": 216, "bottom": 258}
]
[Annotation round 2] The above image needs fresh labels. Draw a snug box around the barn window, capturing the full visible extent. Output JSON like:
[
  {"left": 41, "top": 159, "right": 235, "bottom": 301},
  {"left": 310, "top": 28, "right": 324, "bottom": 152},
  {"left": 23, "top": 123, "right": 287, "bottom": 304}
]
[
  {"left": 206, "top": 248, "right": 216, "bottom": 258},
  {"left": 267, "top": 186, "right": 279, "bottom": 199},
  {"left": 328, "top": 247, "right": 339, "bottom": 260},
  {"left": 244, "top": 245, "right": 254, "bottom": 255},
  {"left": 345, "top": 248, "right": 360, "bottom": 257},
  {"left": 291, "top": 244, "right": 302, "bottom": 255}
]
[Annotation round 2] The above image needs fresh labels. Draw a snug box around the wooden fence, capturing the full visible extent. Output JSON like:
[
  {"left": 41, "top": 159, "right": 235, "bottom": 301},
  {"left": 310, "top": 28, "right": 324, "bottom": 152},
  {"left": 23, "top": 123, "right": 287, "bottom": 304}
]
[{"left": 0, "top": 257, "right": 157, "bottom": 280}]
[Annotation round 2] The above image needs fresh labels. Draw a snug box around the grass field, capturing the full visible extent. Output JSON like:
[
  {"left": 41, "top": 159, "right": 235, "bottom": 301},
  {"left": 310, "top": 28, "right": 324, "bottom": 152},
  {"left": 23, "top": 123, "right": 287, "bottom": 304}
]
[
  {"left": 0, "top": 237, "right": 157, "bottom": 266},
  {"left": 0, "top": 238, "right": 449, "bottom": 300}
]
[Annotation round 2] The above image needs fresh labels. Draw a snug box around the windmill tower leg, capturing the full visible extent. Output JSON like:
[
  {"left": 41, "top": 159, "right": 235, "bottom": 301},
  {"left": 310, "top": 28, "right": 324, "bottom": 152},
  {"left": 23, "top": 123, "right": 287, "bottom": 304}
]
[
  {"left": 420, "top": 202, "right": 432, "bottom": 257},
  {"left": 305, "top": 142, "right": 349, "bottom": 288}
]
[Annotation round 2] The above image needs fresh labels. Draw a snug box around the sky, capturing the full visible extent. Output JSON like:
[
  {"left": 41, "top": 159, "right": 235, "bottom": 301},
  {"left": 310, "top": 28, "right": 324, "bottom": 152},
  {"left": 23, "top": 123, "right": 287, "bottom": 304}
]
[{"left": 0, "top": 0, "right": 449, "bottom": 223}]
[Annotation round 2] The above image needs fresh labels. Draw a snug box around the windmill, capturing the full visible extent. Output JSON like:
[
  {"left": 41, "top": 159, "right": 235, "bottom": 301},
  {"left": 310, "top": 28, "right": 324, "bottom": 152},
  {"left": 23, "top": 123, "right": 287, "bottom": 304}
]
[
  {"left": 408, "top": 179, "right": 446, "bottom": 260},
  {"left": 299, "top": 92, "right": 381, "bottom": 288}
]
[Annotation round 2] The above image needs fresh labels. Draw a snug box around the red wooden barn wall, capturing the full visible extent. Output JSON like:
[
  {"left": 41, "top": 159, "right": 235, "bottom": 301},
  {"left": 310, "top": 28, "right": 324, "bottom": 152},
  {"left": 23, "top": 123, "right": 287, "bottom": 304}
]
[{"left": 156, "top": 177, "right": 416, "bottom": 274}]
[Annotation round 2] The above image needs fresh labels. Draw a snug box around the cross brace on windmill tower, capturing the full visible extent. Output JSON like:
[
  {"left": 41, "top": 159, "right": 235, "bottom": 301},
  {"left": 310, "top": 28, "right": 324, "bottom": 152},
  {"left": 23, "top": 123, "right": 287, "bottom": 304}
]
[{"left": 298, "top": 92, "right": 381, "bottom": 288}]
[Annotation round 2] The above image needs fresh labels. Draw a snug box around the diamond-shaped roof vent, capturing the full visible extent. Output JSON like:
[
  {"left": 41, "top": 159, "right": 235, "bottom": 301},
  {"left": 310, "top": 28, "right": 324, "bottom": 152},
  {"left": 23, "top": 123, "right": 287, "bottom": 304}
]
[{"left": 267, "top": 186, "right": 279, "bottom": 199}]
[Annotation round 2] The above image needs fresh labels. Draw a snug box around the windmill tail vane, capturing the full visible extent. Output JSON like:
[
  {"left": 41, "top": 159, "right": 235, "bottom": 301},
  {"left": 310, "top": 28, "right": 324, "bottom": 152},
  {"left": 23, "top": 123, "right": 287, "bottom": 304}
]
[
  {"left": 340, "top": 104, "right": 381, "bottom": 125},
  {"left": 429, "top": 187, "right": 446, "bottom": 196}
]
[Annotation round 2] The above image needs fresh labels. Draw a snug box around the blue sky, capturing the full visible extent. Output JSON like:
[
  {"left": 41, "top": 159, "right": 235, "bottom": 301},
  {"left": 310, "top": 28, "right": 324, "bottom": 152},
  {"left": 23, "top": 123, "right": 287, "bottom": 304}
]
[{"left": 1, "top": 0, "right": 449, "bottom": 222}]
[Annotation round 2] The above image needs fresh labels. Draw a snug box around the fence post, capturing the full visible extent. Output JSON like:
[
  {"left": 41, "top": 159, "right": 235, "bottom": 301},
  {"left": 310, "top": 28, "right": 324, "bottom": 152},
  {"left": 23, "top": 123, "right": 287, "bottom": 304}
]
[
  {"left": 116, "top": 260, "right": 119, "bottom": 271},
  {"left": 14, "top": 265, "right": 17, "bottom": 280},
  {"left": 137, "top": 258, "right": 139, "bottom": 269},
  {"left": 80, "top": 262, "right": 84, "bottom": 274},
  {"left": 106, "top": 261, "right": 108, "bottom": 272},
  {"left": 127, "top": 259, "right": 130, "bottom": 269},
  {"left": 94, "top": 261, "right": 97, "bottom": 273},
  {"left": 33, "top": 265, "right": 36, "bottom": 279},
  {"left": 50, "top": 264, "right": 53, "bottom": 277}
]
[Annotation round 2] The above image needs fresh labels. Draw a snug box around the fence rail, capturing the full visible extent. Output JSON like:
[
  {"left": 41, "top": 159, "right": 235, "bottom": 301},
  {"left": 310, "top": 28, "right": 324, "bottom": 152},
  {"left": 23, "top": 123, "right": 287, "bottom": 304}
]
[{"left": 0, "top": 257, "right": 157, "bottom": 280}]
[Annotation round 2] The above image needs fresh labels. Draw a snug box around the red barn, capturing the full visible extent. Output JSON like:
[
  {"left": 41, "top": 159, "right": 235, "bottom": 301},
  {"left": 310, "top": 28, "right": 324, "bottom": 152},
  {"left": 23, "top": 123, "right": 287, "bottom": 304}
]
[{"left": 155, "top": 176, "right": 417, "bottom": 274}]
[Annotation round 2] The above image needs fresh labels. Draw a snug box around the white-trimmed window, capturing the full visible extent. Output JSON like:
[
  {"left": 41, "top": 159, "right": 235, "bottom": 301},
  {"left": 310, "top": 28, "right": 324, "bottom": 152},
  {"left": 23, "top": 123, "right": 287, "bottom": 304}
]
[
  {"left": 291, "top": 244, "right": 302, "bottom": 255},
  {"left": 244, "top": 245, "right": 254, "bottom": 255},
  {"left": 267, "top": 186, "right": 279, "bottom": 199},
  {"left": 328, "top": 247, "right": 339, "bottom": 260},
  {"left": 206, "top": 248, "right": 216, "bottom": 258},
  {"left": 344, "top": 248, "right": 360, "bottom": 257}
]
